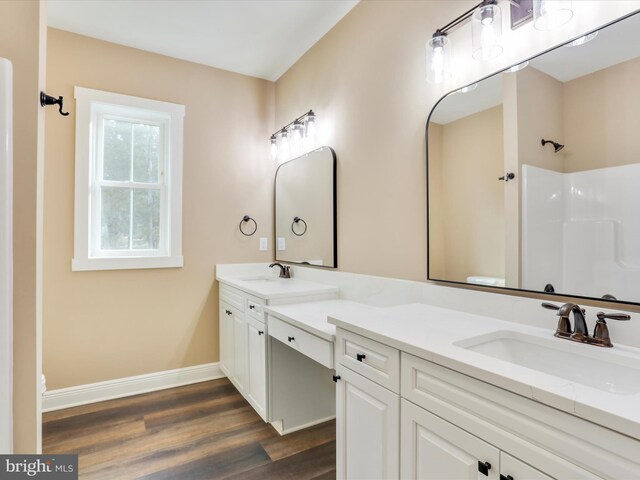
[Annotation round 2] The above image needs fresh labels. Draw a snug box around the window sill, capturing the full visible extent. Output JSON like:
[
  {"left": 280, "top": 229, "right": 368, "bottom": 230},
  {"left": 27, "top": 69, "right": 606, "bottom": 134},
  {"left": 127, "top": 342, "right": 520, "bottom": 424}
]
[{"left": 71, "top": 255, "right": 184, "bottom": 272}]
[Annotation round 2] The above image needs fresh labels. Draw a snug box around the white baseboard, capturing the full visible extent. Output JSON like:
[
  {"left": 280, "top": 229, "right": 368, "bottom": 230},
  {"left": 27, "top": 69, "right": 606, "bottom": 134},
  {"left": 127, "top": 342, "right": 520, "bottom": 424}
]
[{"left": 43, "top": 362, "right": 223, "bottom": 412}]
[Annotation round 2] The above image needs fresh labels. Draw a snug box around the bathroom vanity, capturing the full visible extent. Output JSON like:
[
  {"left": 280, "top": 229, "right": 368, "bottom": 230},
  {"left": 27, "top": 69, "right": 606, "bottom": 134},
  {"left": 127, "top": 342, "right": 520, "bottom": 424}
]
[
  {"left": 217, "top": 263, "right": 640, "bottom": 479},
  {"left": 216, "top": 265, "right": 344, "bottom": 433},
  {"left": 330, "top": 304, "right": 640, "bottom": 479}
]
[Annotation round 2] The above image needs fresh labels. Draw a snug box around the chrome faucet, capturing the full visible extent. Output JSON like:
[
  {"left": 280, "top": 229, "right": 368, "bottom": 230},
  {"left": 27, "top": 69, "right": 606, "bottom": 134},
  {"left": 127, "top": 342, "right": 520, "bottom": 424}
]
[
  {"left": 269, "top": 262, "right": 291, "bottom": 278},
  {"left": 542, "top": 302, "right": 630, "bottom": 347}
]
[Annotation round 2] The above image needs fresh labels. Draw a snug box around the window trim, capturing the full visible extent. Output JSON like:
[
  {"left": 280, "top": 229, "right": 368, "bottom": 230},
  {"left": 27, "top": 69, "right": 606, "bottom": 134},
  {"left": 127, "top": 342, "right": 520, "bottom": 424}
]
[{"left": 72, "top": 87, "right": 185, "bottom": 271}]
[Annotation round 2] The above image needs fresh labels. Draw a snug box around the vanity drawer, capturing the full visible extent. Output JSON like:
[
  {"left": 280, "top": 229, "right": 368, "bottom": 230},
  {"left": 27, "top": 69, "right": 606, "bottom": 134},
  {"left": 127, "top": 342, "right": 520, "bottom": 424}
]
[
  {"left": 220, "top": 285, "right": 244, "bottom": 312},
  {"left": 335, "top": 329, "right": 400, "bottom": 393},
  {"left": 268, "top": 315, "right": 333, "bottom": 369},
  {"left": 246, "top": 295, "right": 265, "bottom": 322}
]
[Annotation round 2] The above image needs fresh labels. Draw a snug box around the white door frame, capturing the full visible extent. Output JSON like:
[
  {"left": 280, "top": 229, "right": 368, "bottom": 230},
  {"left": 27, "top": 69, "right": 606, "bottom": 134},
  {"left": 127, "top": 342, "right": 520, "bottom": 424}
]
[{"left": 0, "top": 57, "right": 14, "bottom": 454}]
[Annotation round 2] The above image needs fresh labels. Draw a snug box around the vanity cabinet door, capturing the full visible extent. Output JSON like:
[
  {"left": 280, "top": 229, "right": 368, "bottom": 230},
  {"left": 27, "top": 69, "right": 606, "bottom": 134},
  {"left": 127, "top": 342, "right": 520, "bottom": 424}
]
[
  {"left": 401, "top": 399, "right": 500, "bottom": 480},
  {"left": 232, "top": 309, "right": 247, "bottom": 394},
  {"left": 219, "top": 301, "right": 235, "bottom": 378},
  {"left": 246, "top": 315, "right": 267, "bottom": 421},
  {"left": 336, "top": 366, "right": 399, "bottom": 480}
]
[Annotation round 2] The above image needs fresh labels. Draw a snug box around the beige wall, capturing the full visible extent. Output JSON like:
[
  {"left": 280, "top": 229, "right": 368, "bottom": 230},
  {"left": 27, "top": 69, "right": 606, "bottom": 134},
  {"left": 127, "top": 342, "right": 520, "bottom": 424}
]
[
  {"left": 0, "top": 0, "right": 45, "bottom": 453},
  {"left": 516, "top": 67, "right": 565, "bottom": 173},
  {"left": 563, "top": 56, "right": 640, "bottom": 173},
  {"left": 429, "top": 107, "right": 505, "bottom": 283},
  {"left": 44, "top": 29, "right": 274, "bottom": 390}
]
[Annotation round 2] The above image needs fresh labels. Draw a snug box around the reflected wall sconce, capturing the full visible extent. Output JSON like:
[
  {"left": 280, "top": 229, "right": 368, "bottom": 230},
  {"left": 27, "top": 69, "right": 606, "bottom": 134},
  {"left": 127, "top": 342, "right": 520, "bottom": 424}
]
[
  {"left": 270, "top": 110, "right": 316, "bottom": 162},
  {"left": 427, "top": 0, "right": 574, "bottom": 84}
]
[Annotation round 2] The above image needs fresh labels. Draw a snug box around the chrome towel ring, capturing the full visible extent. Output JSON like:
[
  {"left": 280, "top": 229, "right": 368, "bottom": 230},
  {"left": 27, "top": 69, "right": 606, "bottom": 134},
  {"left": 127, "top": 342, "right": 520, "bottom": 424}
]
[{"left": 239, "top": 215, "right": 257, "bottom": 236}]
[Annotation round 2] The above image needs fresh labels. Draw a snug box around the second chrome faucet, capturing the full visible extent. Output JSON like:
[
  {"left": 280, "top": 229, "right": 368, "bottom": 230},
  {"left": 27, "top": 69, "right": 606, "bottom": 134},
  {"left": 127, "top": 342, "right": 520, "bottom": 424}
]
[{"left": 542, "top": 302, "right": 630, "bottom": 347}]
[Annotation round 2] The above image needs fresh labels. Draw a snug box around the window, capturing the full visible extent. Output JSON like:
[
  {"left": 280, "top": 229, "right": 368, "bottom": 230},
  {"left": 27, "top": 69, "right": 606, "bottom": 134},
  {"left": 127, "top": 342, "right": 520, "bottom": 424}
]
[{"left": 73, "top": 87, "right": 185, "bottom": 271}]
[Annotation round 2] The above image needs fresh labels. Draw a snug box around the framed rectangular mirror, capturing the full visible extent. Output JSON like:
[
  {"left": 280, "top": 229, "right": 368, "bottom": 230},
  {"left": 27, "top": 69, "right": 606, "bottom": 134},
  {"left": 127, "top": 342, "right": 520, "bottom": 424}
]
[
  {"left": 427, "top": 11, "right": 640, "bottom": 305},
  {"left": 275, "top": 146, "right": 337, "bottom": 267}
]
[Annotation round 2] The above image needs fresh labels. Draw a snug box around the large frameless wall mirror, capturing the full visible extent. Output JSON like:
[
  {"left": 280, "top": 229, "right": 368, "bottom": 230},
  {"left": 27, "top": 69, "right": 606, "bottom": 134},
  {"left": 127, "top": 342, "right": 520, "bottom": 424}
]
[
  {"left": 275, "top": 146, "right": 337, "bottom": 268},
  {"left": 427, "top": 11, "right": 640, "bottom": 305}
]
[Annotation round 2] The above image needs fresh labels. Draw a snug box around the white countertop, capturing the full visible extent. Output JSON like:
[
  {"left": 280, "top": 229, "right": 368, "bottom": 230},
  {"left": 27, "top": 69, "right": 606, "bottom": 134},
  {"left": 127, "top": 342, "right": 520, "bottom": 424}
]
[
  {"left": 264, "top": 300, "right": 379, "bottom": 341},
  {"left": 328, "top": 302, "right": 640, "bottom": 441},
  {"left": 216, "top": 272, "right": 339, "bottom": 300}
]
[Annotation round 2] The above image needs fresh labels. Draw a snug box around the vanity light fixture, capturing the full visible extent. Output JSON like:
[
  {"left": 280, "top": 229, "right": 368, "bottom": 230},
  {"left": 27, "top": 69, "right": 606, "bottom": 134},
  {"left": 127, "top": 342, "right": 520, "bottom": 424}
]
[
  {"left": 269, "top": 110, "right": 316, "bottom": 162},
  {"left": 428, "top": 0, "right": 576, "bottom": 84},
  {"left": 426, "top": 0, "right": 502, "bottom": 84}
]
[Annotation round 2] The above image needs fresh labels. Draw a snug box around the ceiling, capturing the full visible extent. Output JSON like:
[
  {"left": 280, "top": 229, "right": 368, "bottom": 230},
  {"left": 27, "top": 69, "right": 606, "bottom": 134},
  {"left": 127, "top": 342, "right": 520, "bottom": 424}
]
[{"left": 47, "top": 0, "right": 359, "bottom": 81}]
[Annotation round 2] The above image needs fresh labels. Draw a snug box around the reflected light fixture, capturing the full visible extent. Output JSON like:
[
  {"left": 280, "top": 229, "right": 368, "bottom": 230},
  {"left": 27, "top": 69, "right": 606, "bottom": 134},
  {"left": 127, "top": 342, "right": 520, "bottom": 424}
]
[
  {"left": 534, "top": 0, "right": 573, "bottom": 31},
  {"left": 457, "top": 83, "right": 478, "bottom": 94},
  {"left": 269, "top": 110, "right": 317, "bottom": 162},
  {"left": 509, "top": 60, "right": 529, "bottom": 72},
  {"left": 565, "top": 31, "right": 598, "bottom": 47}
]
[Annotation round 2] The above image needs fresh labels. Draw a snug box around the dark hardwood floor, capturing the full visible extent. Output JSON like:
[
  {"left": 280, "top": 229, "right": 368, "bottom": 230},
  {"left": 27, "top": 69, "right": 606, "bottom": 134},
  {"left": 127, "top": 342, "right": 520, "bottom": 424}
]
[{"left": 43, "top": 378, "right": 336, "bottom": 479}]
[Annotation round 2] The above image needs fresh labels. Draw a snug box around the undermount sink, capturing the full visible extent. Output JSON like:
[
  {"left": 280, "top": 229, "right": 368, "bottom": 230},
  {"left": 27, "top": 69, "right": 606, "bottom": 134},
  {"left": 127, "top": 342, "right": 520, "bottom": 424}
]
[
  {"left": 237, "top": 274, "right": 282, "bottom": 283},
  {"left": 455, "top": 330, "right": 640, "bottom": 395}
]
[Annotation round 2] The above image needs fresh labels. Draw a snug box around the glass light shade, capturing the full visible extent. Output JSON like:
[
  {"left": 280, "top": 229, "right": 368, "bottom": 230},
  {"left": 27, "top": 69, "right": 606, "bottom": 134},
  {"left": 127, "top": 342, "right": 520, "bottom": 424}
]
[
  {"left": 472, "top": 3, "right": 503, "bottom": 61},
  {"left": 270, "top": 136, "right": 278, "bottom": 161},
  {"left": 290, "top": 121, "right": 304, "bottom": 157},
  {"left": 534, "top": 0, "right": 573, "bottom": 30},
  {"left": 426, "top": 33, "right": 451, "bottom": 84},
  {"left": 278, "top": 132, "right": 290, "bottom": 163},
  {"left": 304, "top": 114, "right": 316, "bottom": 150}
]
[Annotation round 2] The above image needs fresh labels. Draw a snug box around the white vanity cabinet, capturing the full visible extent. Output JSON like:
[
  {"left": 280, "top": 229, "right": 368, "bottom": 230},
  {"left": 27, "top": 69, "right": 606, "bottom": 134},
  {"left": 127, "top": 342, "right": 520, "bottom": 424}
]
[
  {"left": 217, "top": 274, "right": 339, "bottom": 427},
  {"left": 334, "top": 330, "right": 401, "bottom": 480},
  {"left": 219, "top": 284, "right": 267, "bottom": 420},
  {"left": 334, "top": 326, "right": 640, "bottom": 480},
  {"left": 335, "top": 365, "right": 399, "bottom": 480}
]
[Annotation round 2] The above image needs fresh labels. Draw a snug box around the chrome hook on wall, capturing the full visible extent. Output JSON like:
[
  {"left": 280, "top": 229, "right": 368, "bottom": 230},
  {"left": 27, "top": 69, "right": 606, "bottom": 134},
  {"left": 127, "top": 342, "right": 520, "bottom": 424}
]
[{"left": 40, "top": 91, "right": 69, "bottom": 116}]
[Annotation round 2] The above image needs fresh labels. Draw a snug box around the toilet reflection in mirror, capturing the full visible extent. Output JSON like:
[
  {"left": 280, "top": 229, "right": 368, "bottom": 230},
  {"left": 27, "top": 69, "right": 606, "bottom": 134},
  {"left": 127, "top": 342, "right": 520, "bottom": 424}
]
[
  {"left": 427, "top": 12, "right": 640, "bottom": 305},
  {"left": 275, "top": 146, "right": 337, "bottom": 268}
]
